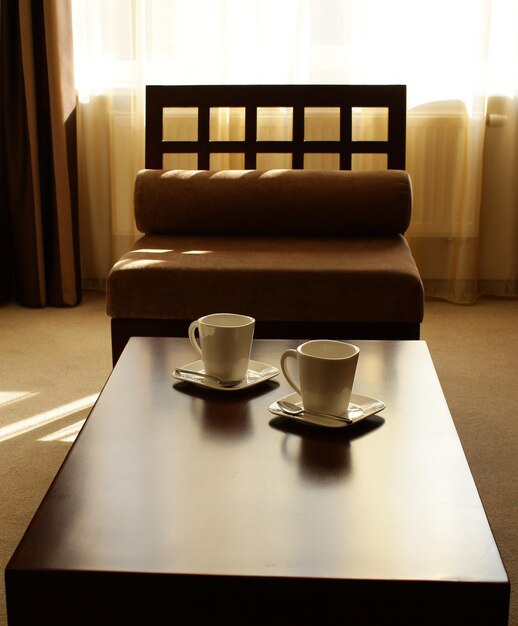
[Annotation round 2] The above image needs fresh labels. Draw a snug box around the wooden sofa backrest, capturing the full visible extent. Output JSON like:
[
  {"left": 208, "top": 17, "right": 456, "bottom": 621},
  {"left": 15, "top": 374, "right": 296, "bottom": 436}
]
[{"left": 145, "top": 84, "right": 406, "bottom": 171}]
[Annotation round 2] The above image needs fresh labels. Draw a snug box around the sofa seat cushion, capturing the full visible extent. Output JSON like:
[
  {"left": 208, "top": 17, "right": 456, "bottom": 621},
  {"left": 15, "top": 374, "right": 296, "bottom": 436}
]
[{"left": 107, "top": 234, "right": 424, "bottom": 324}]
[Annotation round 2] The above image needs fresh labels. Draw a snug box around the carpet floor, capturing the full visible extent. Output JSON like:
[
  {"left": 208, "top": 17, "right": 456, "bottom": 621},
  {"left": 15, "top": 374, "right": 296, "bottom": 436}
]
[{"left": 0, "top": 291, "right": 516, "bottom": 625}]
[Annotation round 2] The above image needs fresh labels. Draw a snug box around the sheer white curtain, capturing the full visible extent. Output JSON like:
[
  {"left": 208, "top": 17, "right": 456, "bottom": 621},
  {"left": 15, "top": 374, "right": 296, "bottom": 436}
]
[{"left": 72, "top": 0, "right": 518, "bottom": 302}]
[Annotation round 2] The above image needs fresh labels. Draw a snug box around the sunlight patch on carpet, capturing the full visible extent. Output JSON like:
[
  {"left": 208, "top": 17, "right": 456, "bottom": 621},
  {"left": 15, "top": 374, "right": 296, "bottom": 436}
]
[
  {"left": 0, "top": 394, "right": 98, "bottom": 443},
  {"left": 39, "top": 419, "right": 87, "bottom": 443},
  {"left": 0, "top": 390, "right": 38, "bottom": 408}
]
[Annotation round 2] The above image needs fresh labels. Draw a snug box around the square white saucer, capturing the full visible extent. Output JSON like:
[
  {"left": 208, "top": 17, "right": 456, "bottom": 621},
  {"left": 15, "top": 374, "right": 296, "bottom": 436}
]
[
  {"left": 269, "top": 392, "right": 385, "bottom": 428},
  {"left": 172, "top": 359, "right": 280, "bottom": 391}
]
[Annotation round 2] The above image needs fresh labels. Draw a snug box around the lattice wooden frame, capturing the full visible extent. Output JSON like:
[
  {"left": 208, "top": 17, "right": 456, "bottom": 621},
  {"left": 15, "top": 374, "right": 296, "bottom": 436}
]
[{"left": 145, "top": 84, "right": 406, "bottom": 170}]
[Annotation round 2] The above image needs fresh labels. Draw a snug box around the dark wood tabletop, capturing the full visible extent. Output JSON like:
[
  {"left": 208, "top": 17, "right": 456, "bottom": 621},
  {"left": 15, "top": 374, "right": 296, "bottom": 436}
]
[{"left": 6, "top": 338, "right": 510, "bottom": 626}]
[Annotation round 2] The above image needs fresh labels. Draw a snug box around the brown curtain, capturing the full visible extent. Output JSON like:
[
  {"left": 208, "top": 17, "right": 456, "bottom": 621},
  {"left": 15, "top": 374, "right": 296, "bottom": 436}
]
[{"left": 0, "top": 0, "right": 80, "bottom": 307}]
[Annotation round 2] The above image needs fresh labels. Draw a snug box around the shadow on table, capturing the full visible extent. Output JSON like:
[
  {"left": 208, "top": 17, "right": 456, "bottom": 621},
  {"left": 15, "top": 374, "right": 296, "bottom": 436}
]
[{"left": 270, "top": 414, "right": 385, "bottom": 483}]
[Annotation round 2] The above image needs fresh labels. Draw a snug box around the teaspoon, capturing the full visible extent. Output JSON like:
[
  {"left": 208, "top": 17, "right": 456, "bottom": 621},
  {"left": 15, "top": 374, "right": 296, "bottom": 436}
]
[
  {"left": 277, "top": 399, "right": 353, "bottom": 424},
  {"left": 174, "top": 368, "right": 243, "bottom": 387}
]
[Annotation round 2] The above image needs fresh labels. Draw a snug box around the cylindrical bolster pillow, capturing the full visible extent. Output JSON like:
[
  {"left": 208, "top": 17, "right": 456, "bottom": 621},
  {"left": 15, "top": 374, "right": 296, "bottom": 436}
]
[{"left": 135, "top": 169, "right": 412, "bottom": 236}]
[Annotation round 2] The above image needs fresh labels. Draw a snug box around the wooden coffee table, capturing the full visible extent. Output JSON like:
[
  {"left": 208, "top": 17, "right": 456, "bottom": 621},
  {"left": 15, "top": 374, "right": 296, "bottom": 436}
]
[{"left": 6, "top": 338, "right": 509, "bottom": 625}]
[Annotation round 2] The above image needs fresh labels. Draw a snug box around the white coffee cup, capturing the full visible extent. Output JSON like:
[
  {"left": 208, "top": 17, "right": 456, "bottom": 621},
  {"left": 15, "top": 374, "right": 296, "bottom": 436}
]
[
  {"left": 188, "top": 313, "right": 255, "bottom": 382},
  {"left": 280, "top": 340, "right": 360, "bottom": 416}
]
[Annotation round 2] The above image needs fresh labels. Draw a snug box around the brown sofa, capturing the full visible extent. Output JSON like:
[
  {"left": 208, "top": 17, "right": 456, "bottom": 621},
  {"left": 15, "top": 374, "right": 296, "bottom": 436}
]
[{"left": 107, "top": 168, "right": 424, "bottom": 364}]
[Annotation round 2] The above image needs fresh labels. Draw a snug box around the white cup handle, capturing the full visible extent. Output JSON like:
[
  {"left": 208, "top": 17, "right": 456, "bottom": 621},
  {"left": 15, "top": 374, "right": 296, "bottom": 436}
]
[
  {"left": 280, "top": 349, "right": 301, "bottom": 395},
  {"left": 188, "top": 321, "right": 202, "bottom": 356}
]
